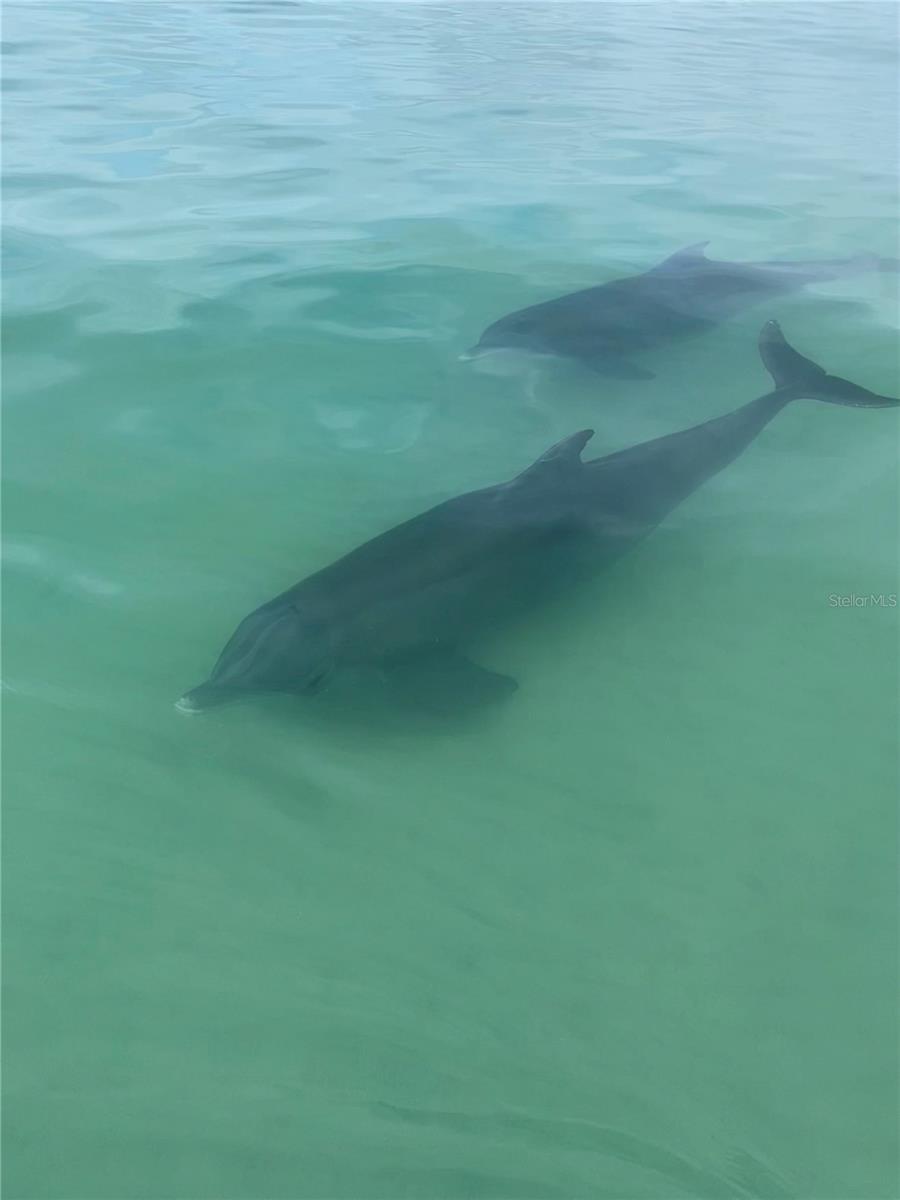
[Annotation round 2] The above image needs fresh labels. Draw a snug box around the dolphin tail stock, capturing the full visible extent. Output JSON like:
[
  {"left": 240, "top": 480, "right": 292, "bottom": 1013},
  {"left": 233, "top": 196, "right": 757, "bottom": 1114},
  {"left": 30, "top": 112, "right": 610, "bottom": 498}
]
[
  {"left": 758, "top": 321, "right": 899, "bottom": 409},
  {"left": 825, "top": 251, "right": 900, "bottom": 274},
  {"left": 870, "top": 253, "right": 900, "bottom": 273},
  {"left": 846, "top": 251, "right": 899, "bottom": 274},
  {"left": 758, "top": 251, "right": 899, "bottom": 282}
]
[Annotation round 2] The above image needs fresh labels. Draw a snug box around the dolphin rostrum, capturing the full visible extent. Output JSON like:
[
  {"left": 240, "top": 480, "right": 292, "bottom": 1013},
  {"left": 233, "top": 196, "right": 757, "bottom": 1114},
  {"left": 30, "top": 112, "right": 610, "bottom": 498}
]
[
  {"left": 177, "top": 323, "right": 897, "bottom": 716},
  {"left": 468, "top": 244, "right": 897, "bottom": 379}
]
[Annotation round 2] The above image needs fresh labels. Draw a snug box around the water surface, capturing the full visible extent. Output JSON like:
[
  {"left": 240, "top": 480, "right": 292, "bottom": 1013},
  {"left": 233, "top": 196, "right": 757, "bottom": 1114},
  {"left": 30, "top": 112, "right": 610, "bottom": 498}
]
[{"left": 3, "top": 4, "right": 898, "bottom": 1198}]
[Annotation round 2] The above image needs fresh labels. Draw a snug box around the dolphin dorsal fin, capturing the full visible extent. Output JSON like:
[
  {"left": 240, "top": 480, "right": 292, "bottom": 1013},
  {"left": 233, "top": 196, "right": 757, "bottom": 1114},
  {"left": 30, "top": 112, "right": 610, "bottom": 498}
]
[
  {"left": 518, "top": 429, "right": 594, "bottom": 481},
  {"left": 653, "top": 241, "right": 711, "bottom": 272}
]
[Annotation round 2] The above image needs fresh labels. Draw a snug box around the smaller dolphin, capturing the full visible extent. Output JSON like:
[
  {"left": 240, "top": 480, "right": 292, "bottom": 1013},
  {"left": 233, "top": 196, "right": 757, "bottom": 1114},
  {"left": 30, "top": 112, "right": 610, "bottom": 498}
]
[
  {"left": 177, "top": 323, "right": 897, "bottom": 718},
  {"left": 469, "top": 243, "right": 897, "bottom": 379}
]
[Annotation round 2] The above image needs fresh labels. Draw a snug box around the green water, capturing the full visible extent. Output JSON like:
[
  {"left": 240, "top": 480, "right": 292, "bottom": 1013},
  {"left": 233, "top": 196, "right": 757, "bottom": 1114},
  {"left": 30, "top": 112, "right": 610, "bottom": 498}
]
[{"left": 2, "top": 3, "right": 898, "bottom": 1198}]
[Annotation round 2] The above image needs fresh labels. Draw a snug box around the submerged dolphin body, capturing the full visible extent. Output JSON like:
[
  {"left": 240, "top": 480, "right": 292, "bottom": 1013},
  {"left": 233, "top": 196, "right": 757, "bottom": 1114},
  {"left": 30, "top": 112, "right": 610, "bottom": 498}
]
[
  {"left": 469, "top": 244, "right": 896, "bottom": 379},
  {"left": 177, "top": 324, "right": 897, "bottom": 716}
]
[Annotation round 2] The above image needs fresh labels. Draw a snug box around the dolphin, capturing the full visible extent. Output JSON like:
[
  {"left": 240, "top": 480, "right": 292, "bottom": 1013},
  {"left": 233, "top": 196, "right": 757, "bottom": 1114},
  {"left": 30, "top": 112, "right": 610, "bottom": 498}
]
[
  {"left": 177, "top": 323, "right": 897, "bottom": 716},
  {"left": 468, "top": 243, "right": 897, "bottom": 379}
]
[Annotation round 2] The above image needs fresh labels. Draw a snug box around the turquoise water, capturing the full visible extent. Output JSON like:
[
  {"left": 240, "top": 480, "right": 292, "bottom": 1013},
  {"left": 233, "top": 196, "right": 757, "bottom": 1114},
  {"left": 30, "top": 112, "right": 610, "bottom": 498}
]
[{"left": 3, "top": 3, "right": 898, "bottom": 1198}]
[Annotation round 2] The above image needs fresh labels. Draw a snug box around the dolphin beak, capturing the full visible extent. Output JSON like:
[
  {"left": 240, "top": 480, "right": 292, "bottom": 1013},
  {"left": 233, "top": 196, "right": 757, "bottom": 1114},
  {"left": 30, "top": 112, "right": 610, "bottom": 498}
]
[{"left": 175, "top": 682, "right": 237, "bottom": 714}]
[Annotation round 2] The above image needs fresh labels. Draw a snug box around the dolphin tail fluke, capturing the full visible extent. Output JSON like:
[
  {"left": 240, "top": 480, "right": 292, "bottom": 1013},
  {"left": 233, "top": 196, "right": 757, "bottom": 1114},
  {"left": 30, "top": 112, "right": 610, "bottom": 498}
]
[{"left": 758, "top": 321, "right": 899, "bottom": 409}]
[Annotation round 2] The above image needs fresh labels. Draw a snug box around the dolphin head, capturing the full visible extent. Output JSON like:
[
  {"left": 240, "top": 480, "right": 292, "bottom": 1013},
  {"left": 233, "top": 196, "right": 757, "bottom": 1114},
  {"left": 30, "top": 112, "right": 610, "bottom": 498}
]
[
  {"left": 466, "top": 312, "right": 545, "bottom": 359},
  {"left": 176, "top": 599, "right": 334, "bottom": 713}
]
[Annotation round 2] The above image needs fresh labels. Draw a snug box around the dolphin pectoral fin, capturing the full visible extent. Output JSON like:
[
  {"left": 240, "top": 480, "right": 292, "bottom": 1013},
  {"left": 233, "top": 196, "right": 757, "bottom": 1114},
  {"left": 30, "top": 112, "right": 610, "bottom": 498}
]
[
  {"left": 383, "top": 650, "right": 518, "bottom": 716},
  {"left": 581, "top": 354, "right": 656, "bottom": 381}
]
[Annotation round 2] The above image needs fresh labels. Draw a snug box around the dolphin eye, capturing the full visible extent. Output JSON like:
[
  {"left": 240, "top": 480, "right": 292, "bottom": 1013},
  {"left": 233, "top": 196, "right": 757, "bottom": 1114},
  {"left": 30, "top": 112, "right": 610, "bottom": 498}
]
[{"left": 305, "top": 669, "right": 330, "bottom": 694}]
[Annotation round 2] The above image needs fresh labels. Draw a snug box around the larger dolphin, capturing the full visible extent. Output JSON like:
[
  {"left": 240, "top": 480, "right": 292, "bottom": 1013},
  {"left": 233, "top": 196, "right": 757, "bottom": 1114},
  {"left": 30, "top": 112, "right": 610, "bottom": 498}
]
[
  {"left": 468, "top": 244, "right": 896, "bottom": 379},
  {"left": 177, "top": 323, "right": 897, "bottom": 716}
]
